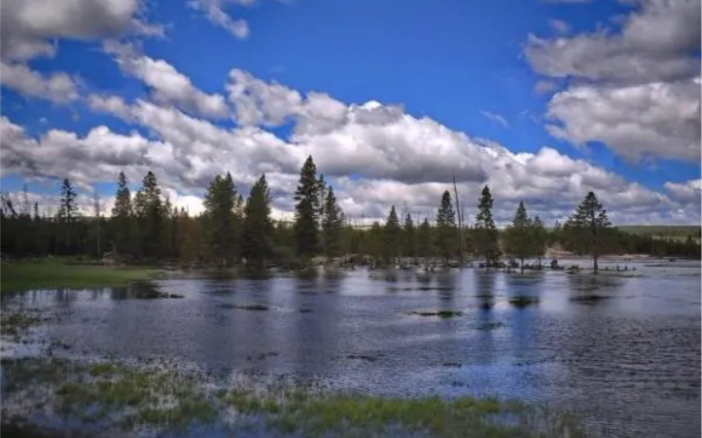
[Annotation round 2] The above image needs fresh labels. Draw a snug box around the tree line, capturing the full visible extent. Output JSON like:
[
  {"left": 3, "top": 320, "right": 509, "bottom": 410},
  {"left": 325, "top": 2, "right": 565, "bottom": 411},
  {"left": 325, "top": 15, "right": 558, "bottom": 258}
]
[{"left": 1, "top": 156, "right": 699, "bottom": 271}]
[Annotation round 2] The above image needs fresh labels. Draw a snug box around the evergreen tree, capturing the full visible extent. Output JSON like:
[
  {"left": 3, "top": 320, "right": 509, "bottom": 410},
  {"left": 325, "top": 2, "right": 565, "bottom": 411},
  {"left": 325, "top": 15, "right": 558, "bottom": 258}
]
[
  {"left": 503, "top": 201, "right": 533, "bottom": 272},
  {"left": 435, "top": 191, "right": 457, "bottom": 262},
  {"left": 417, "top": 218, "right": 433, "bottom": 258},
  {"left": 134, "top": 171, "right": 163, "bottom": 258},
  {"left": 474, "top": 185, "right": 499, "bottom": 267},
  {"left": 322, "top": 186, "right": 344, "bottom": 258},
  {"left": 203, "top": 172, "right": 240, "bottom": 266},
  {"left": 57, "top": 178, "right": 78, "bottom": 253},
  {"left": 403, "top": 213, "right": 416, "bottom": 258},
  {"left": 564, "top": 192, "right": 612, "bottom": 273},
  {"left": 241, "top": 175, "right": 273, "bottom": 268},
  {"left": 294, "top": 156, "right": 321, "bottom": 258},
  {"left": 111, "top": 171, "right": 133, "bottom": 254},
  {"left": 531, "top": 215, "right": 548, "bottom": 265},
  {"left": 384, "top": 206, "right": 402, "bottom": 263}
]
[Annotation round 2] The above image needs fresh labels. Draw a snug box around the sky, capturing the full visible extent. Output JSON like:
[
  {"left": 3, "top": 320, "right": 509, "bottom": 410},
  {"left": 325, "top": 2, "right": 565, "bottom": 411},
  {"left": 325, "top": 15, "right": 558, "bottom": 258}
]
[{"left": 0, "top": 0, "right": 700, "bottom": 226}]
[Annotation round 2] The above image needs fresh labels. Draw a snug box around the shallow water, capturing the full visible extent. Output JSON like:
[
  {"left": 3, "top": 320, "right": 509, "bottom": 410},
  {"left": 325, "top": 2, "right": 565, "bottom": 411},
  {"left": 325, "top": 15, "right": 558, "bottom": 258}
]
[{"left": 2, "top": 258, "right": 700, "bottom": 438}]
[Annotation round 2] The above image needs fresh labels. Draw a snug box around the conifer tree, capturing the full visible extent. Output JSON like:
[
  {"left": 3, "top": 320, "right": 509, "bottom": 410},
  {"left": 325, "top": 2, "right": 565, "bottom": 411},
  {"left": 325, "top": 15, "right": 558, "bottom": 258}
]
[
  {"left": 474, "top": 185, "right": 499, "bottom": 267},
  {"left": 134, "top": 171, "right": 163, "bottom": 258},
  {"left": 435, "top": 191, "right": 457, "bottom": 262},
  {"left": 403, "top": 213, "right": 416, "bottom": 259},
  {"left": 241, "top": 175, "right": 273, "bottom": 268},
  {"left": 564, "top": 192, "right": 612, "bottom": 273},
  {"left": 57, "top": 178, "right": 78, "bottom": 253},
  {"left": 384, "top": 206, "right": 402, "bottom": 263},
  {"left": 204, "top": 172, "right": 239, "bottom": 266},
  {"left": 294, "top": 156, "right": 320, "bottom": 258},
  {"left": 417, "top": 218, "right": 433, "bottom": 259},
  {"left": 111, "top": 171, "right": 132, "bottom": 254},
  {"left": 531, "top": 215, "right": 548, "bottom": 266},
  {"left": 322, "top": 186, "right": 344, "bottom": 258},
  {"left": 503, "top": 201, "right": 533, "bottom": 272}
]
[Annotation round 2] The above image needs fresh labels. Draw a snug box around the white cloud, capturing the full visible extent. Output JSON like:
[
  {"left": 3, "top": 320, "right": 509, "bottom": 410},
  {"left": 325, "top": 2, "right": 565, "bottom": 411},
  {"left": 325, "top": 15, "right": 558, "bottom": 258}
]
[
  {"left": 664, "top": 179, "right": 702, "bottom": 203},
  {"left": 105, "top": 42, "right": 229, "bottom": 118},
  {"left": 525, "top": 0, "right": 701, "bottom": 161},
  {"left": 549, "top": 19, "right": 571, "bottom": 35},
  {"left": 188, "top": 0, "right": 255, "bottom": 39},
  {"left": 0, "top": 0, "right": 161, "bottom": 61},
  {"left": 479, "top": 110, "right": 510, "bottom": 128},
  {"left": 0, "top": 61, "right": 80, "bottom": 103}
]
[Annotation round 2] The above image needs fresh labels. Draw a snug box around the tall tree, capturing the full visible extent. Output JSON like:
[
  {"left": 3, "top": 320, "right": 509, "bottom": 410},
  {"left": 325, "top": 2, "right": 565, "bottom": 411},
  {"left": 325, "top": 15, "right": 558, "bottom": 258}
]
[
  {"left": 531, "top": 215, "right": 548, "bottom": 266},
  {"left": 203, "top": 172, "right": 240, "bottom": 266},
  {"left": 474, "top": 185, "right": 499, "bottom": 267},
  {"left": 133, "top": 171, "right": 163, "bottom": 258},
  {"left": 384, "top": 206, "right": 402, "bottom": 263},
  {"left": 322, "top": 186, "right": 344, "bottom": 258},
  {"left": 417, "top": 218, "right": 434, "bottom": 259},
  {"left": 111, "top": 171, "right": 133, "bottom": 254},
  {"left": 435, "top": 191, "right": 457, "bottom": 262},
  {"left": 241, "top": 175, "right": 273, "bottom": 268},
  {"left": 503, "top": 201, "right": 533, "bottom": 272},
  {"left": 403, "top": 213, "right": 416, "bottom": 259},
  {"left": 57, "top": 178, "right": 78, "bottom": 253},
  {"left": 564, "top": 192, "right": 612, "bottom": 273},
  {"left": 294, "top": 156, "right": 321, "bottom": 258}
]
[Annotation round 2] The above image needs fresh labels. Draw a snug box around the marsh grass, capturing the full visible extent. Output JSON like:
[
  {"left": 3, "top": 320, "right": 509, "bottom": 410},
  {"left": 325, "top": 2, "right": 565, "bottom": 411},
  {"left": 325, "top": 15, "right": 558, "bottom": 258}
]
[
  {"left": 1, "top": 358, "right": 589, "bottom": 438},
  {"left": 1, "top": 258, "right": 161, "bottom": 293}
]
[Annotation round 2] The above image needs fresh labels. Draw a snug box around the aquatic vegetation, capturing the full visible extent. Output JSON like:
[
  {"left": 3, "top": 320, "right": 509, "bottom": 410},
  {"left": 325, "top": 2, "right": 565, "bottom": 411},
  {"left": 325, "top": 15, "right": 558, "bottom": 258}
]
[
  {"left": 507, "top": 296, "right": 539, "bottom": 308},
  {"left": 217, "top": 303, "right": 270, "bottom": 311},
  {"left": 1, "top": 358, "right": 590, "bottom": 438},
  {"left": 0, "top": 312, "right": 44, "bottom": 336},
  {"left": 406, "top": 310, "right": 463, "bottom": 318},
  {"left": 570, "top": 295, "right": 613, "bottom": 303},
  {"left": 1, "top": 258, "right": 161, "bottom": 293}
]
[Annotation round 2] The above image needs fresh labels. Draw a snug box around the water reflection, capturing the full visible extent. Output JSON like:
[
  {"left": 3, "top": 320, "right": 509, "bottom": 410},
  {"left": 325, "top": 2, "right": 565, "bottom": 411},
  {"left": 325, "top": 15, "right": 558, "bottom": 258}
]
[{"left": 1, "top": 262, "right": 699, "bottom": 438}]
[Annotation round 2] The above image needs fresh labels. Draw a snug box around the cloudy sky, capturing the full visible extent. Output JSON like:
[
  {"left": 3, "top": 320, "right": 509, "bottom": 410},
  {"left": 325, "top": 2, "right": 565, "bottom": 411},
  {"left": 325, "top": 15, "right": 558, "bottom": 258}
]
[{"left": 1, "top": 0, "right": 700, "bottom": 225}]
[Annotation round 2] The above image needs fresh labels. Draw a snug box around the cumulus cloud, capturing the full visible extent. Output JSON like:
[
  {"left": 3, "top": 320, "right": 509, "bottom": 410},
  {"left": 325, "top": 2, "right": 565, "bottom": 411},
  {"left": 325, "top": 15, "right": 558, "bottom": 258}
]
[
  {"left": 6, "top": 65, "right": 698, "bottom": 226},
  {"left": 0, "top": 0, "right": 161, "bottom": 61},
  {"left": 188, "top": 0, "right": 255, "bottom": 39},
  {"left": 525, "top": 0, "right": 701, "bottom": 161},
  {"left": 549, "top": 19, "right": 571, "bottom": 35},
  {"left": 664, "top": 179, "right": 702, "bottom": 203},
  {"left": 0, "top": 61, "right": 80, "bottom": 103},
  {"left": 105, "top": 42, "right": 229, "bottom": 118}
]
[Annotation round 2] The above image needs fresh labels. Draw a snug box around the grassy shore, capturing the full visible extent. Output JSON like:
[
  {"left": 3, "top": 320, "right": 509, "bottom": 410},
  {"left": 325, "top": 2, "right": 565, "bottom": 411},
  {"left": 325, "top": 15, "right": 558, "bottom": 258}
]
[{"left": 0, "top": 258, "right": 162, "bottom": 293}]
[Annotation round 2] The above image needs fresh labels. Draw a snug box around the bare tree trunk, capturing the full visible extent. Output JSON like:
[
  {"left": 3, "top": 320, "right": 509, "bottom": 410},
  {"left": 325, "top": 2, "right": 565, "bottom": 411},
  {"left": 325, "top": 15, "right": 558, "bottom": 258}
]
[
  {"left": 452, "top": 175, "right": 463, "bottom": 267},
  {"left": 593, "top": 255, "right": 599, "bottom": 274},
  {"left": 521, "top": 257, "right": 524, "bottom": 273}
]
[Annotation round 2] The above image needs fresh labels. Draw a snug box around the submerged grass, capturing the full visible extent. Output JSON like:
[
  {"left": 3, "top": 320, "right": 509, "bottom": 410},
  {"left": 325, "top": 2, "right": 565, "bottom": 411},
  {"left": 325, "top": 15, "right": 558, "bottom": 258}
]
[
  {"left": 1, "top": 358, "right": 589, "bottom": 438},
  {"left": 1, "top": 258, "right": 161, "bottom": 293}
]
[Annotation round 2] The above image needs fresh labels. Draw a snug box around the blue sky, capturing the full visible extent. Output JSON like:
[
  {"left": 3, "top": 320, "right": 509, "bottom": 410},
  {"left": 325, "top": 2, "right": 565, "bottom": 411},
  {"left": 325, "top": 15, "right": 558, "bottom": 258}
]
[{"left": 1, "top": 0, "right": 700, "bottom": 224}]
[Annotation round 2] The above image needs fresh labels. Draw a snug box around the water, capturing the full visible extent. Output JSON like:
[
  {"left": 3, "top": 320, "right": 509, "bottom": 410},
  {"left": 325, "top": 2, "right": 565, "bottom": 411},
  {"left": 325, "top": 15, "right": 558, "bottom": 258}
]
[{"left": 2, "top": 258, "right": 700, "bottom": 437}]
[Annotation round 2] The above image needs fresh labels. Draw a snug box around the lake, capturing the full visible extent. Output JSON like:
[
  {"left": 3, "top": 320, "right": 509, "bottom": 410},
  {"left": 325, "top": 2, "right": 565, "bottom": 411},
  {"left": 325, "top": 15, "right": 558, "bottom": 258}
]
[{"left": 1, "top": 258, "right": 700, "bottom": 437}]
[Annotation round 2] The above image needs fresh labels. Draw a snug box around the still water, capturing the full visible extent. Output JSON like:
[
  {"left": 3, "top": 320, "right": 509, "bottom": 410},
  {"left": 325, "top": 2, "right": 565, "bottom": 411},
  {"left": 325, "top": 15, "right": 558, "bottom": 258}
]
[{"left": 2, "top": 258, "right": 700, "bottom": 438}]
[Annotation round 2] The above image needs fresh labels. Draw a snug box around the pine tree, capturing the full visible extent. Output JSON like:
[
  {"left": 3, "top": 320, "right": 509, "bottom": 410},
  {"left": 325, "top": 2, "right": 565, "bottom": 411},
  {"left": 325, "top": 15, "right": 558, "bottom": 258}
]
[
  {"left": 531, "top": 215, "right": 548, "bottom": 265},
  {"left": 322, "top": 186, "right": 344, "bottom": 258},
  {"left": 203, "top": 172, "right": 240, "bottom": 266},
  {"left": 134, "top": 171, "right": 163, "bottom": 258},
  {"left": 564, "top": 192, "right": 612, "bottom": 273},
  {"left": 403, "top": 213, "right": 416, "bottom": 259},
  {"left": 435, "top": 191, "right": 457, "bottom": 262},
  {"left": 241, "top": 175, "right": 273, "bottom": 268},
  {"left": 384, "top": 206, "right": 402, "bottom": 263},
  {"left": 417, "top": 218, "right": 434, "bottom": 259},
  {"left": 57, "top": 178, "right": 78, "bottom": 253},
  {"left": 474, "top": 185, "right": 499, "bottom": 267},
  {"left": 111, "top": 171, "right": 133, "bottom": 254},
  {"left": 503, "top": 201, "right": 533, "bottom": 272},
  {"left": 294, "top": 156, "right": 321, "bottom": 258}
]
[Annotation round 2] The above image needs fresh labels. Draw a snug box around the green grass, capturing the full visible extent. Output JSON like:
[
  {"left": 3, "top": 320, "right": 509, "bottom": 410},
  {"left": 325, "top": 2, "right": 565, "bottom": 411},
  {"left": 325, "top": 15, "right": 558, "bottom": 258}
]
[
  {"left": 0, "top": 258, "right": 161, "bottom": 292},
  {"left": 2, "top": 358, "right": 589, "bottom": 438}
]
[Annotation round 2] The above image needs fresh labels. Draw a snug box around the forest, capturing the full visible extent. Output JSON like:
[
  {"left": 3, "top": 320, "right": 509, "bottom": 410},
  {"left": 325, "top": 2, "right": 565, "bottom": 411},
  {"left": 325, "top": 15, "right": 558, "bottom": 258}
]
[{"left": 1, "top": 156, "right": 699, "bottom": 271}]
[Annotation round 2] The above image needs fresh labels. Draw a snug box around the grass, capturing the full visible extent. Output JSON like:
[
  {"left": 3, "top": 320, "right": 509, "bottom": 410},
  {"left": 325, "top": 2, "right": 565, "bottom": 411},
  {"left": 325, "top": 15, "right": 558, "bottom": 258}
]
[
  {"left": 0, "top": 258, "right": 162, "bottom": 292},
  {"left": 1, "top": 358, "right": 589, "bottom": 438}
]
